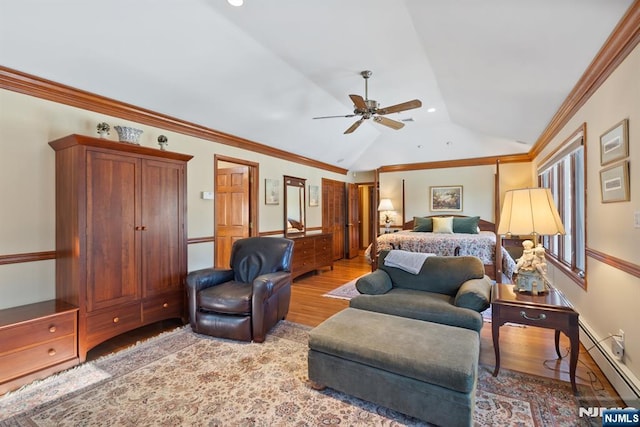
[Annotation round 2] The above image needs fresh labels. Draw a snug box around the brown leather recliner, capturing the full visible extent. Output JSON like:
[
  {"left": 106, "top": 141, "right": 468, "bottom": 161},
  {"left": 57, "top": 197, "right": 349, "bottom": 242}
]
[{"left": 186, "top": 237, "right": 294, "bottom": 342}]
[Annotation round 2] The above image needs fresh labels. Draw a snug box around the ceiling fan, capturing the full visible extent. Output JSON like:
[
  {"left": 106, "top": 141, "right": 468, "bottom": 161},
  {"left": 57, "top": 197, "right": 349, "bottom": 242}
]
[{"left": 313, "top": 70, "right": 422, "bottom": 134}]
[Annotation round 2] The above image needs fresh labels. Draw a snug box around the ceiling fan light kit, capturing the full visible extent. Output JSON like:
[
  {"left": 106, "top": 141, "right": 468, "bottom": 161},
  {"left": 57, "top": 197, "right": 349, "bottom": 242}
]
[{"left": 313, "top": 70, "right": 422, "bottom": 134}]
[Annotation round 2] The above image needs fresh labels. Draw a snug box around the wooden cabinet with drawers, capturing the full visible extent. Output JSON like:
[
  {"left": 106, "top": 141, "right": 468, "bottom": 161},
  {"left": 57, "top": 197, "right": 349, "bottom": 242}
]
[
  {"left": 0, "top": 300, "right": 79, "bottom": 394},
  {"left": 49, "top": 134, "right": 192, "bottom": 361},
  {"left": 290, "top": 233, "right": 333, "bottom": 279}
]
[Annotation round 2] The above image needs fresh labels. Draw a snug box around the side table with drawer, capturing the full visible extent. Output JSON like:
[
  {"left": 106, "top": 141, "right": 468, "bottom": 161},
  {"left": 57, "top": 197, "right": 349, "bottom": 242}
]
[
  {"left": 0, "top": 300, "right": 79, "bottom": 395},
  {"left": 491, "top": 283, "right": 579, "bottom": 393}
]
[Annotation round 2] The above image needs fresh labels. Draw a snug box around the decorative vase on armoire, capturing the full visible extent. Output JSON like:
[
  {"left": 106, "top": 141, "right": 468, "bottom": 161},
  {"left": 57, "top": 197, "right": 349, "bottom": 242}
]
[{"left": 49, "top": 134, "right": 192, "bottom": 361}]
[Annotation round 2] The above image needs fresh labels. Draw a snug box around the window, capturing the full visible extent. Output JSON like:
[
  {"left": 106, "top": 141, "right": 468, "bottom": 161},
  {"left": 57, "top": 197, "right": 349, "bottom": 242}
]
[{"left": 537, "top": 127, "right": 586, "bottom": 287}]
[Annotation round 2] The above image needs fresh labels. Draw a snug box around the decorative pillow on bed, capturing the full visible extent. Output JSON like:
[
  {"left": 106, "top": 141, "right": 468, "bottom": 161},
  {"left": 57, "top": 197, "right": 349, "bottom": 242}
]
[
  {"left": 412, "top": 216, "right": 433, "bottom": 232},
  {"left": 452, "top": 216, "right": 480, "bottom": 234},
  {"left": 432, "top": 216, "right": 454, "bottom": 233}
]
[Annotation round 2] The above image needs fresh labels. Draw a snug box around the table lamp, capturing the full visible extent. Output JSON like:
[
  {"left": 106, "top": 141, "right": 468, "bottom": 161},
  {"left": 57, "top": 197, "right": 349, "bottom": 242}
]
[
  {"left": 497, "top": 188, "right": 566, "bottom": 294},
  {"left": 378, "top": 198, "right": 394, "bottom": 233}
]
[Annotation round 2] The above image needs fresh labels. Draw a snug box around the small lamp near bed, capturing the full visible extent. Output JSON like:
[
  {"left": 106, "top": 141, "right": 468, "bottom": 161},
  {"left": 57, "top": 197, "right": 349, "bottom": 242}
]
[
  {"left": 378, "top": 198, "right": 395, "bottom": 234},
  {"left": 497, "top": 188, "right": 565, "bottom": 295}
]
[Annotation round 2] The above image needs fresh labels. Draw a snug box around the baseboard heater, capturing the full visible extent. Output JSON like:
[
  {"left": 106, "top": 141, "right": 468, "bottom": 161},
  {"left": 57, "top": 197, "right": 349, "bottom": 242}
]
[{"left": 579, "top": 321, "right": 640, "bottom": 406}]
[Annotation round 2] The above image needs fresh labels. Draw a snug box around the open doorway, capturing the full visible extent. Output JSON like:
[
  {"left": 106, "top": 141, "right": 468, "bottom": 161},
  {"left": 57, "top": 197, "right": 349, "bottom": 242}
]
[{"left": 214, "top": 155, "right": 259, "bottom": 268}]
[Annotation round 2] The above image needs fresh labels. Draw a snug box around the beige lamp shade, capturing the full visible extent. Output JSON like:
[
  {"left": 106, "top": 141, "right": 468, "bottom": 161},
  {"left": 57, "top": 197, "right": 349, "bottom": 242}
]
[
  {"left": 377, "top": 198, "right": 394, "bottom": 212},
  {"left": 497, "top": 188, "right": 566, "bottom": 236}
]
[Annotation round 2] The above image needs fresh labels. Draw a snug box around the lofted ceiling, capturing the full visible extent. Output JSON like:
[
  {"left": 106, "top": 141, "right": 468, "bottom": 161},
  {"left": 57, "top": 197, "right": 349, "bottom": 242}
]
[{"left": 0, "top": 0, "right": 634, "bottom": 172}]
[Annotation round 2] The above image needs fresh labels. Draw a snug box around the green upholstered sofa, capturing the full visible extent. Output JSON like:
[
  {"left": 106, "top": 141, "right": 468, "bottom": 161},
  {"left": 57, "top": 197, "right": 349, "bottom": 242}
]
[{"left": 349, "top": 251, "right": 492, "bottom": 332}]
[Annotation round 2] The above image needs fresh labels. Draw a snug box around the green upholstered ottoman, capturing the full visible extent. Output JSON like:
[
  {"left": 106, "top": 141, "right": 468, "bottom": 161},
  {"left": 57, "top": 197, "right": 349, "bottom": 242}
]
[{"left": 308, "top": 308, "right": 479, "bottom": 427}]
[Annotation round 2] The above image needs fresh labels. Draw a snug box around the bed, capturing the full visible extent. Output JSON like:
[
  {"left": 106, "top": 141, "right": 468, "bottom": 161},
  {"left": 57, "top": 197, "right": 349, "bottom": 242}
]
[{"left": 365, "top": 215, "right": 516, "bottom": 282}]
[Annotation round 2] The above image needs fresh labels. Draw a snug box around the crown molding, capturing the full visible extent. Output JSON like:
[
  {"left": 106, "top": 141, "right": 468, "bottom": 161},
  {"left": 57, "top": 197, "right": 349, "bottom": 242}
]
[
  {"left": 530, "top": 1, "right": 640, "bottom": 159},
  {"left": 0, "top": 66, "right": 348, "bottom": 175},
  {"left": 379, "top": 152, "right": 531, "bottom": 173},
  {"left": 1, "top": 2, "right": 637, "bottom": 175}
]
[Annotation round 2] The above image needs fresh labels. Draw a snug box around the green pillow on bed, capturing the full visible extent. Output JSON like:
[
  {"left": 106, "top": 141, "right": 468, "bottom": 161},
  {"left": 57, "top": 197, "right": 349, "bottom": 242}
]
[
  {"left": 413, "top": 216, "right": 433, "bottom": 232},
  {"left": 452, "top": 216, "right": 480, "bottom": 234}
]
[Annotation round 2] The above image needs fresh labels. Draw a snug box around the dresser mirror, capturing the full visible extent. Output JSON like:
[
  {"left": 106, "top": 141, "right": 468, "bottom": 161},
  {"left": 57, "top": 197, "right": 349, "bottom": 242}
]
[{"left": 284, "top": 175, "right": 306, "bottom": 237}]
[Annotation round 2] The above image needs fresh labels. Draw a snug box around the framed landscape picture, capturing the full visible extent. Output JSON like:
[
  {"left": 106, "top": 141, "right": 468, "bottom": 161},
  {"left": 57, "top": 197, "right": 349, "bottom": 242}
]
[
  {"left": 430, "top": 186, "right": 463, "bottom": 212},
  {"left": 265, "top": 179, "right": 279, "bottom": 205},
  {"left": 600, "top": 161, "right": 630, "bottom": 203},
  {"left": 600, "top": 119, "right": 629, "bottom": 166},
  {"left": 309, "top": 185, "right": 319, "bottom": 207}
]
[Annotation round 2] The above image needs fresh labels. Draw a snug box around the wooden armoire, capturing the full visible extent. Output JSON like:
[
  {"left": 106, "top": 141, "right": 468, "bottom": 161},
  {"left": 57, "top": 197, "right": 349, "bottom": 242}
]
[{"left": 49, "top": 134, "right": 192, "bottom": 361}]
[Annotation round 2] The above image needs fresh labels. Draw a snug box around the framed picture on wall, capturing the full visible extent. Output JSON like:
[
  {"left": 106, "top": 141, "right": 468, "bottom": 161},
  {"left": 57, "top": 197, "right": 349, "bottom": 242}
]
[
  {"left": 309, "top": 185, "right": 319, "bottom": 207},
  {"left": 265, "top": 179, "right": 279, "bottom": 205},
  {"left": 600, "top": 161, "right": 630, "bottom": 203},
  {"left": 600, "top": 119, "right": 629, "bottom": 166},
  {"left": 430, "top": 186, "right": 463, "bottom": 212}
]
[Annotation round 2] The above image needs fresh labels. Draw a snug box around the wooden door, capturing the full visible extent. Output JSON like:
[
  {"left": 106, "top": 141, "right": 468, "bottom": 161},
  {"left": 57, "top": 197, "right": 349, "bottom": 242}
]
[
  {"left": 215, "top": 165, "right": 250, "bottom": 268},
  {"left": 86, "top": 151, "right": 140, "bottom": 312},
  {"left": 346, "top": 183, "right": 360, "bottom": 258},
  {"left": 141, "top": 159, "right": 185, "bottom": 297},
  {"left": 322, "top": 178, "right": 345, "bottom": 260},
  {"left": 357, "top": 184, "right": 375, "bottom": 249}
]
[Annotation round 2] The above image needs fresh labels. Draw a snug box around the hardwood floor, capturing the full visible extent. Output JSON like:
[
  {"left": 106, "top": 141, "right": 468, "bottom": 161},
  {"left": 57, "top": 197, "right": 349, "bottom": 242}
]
[{"left": 87, "top": 253, "right": 622, "bottom": 403}]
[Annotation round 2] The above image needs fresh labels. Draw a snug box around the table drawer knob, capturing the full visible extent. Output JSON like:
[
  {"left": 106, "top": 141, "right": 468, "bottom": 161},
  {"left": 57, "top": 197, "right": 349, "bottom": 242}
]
[
  {"left": 113, "top": 317, "right": 120, "bottom": 323},
  {"left": 48, "top": 349, "right": 56, "bottom": 356},
  {"left": 49, "top": 325, "right": 57, "bottom": 333},
  {"left": 163, "top": 303, "right": 169, "bottom": 308},
  {"left": 520, "top": 311, "right": 546, "bottom": 321}
]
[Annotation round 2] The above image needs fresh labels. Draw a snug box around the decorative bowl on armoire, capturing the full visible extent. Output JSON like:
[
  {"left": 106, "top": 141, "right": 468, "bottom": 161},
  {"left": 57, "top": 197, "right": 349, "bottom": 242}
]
[{"left": 114, "top": 126, "right": 143, "bottom": 144}]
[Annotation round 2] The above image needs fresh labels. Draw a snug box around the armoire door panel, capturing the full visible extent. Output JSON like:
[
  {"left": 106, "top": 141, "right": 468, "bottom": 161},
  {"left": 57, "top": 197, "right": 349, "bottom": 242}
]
[
  {"left": 141, "top": 159, "right": 184, "bottom": 297},
  {"left": 86, "top": 151, "right": 140, "bottom": 312}
]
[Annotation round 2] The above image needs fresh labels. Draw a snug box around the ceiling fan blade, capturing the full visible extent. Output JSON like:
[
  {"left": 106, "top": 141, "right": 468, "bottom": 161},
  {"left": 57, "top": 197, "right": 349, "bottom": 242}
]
[
  {"left": 313, "top": 114, "right": 357, "bottom": 119},
  {"left": 349, "top": 94, "right": 367, "bottom": 111},
  {"left": 344, "top": 119, "right": 364, "bottom": 134},
  {"left": 373, "top": 116, "right": 405, "bottom": 130},
  {"left": 377, "top": 99, "right": 422, "bottom": 115}
]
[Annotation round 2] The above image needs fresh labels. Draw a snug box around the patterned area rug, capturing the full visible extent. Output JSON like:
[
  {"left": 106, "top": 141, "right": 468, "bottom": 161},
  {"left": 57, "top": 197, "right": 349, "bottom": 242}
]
[
  {"left": 322, "top": 277, "right": 361, "bottom": 299},
  {"left": 0, "top": 322, "right": 613, "bottom": 426}
]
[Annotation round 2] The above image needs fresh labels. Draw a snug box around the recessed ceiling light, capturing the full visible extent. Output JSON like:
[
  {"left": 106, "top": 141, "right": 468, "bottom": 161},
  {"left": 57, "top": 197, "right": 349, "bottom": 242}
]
[
  {"left": 228, "top": 0, "right": 243, "bottom": 6},
  {"left": 427, "top": 107, "right": 436, "bottom": 113},
  {"left": 417, "top": 145, "right": 423, "bottom": 149},
  {"left": 446, "top": 141, "right": 452, "bottom": 146}
]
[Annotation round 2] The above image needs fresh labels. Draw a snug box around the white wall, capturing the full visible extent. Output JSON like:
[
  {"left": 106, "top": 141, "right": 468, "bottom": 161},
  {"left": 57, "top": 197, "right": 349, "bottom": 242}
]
[
  {"left": 380, "top": 165, "right": 498, "bottom": 226},
  {"left": 0, "top": 89, "right": 346, "bottom": 309},
  {"left": 535, "top": 43, "right": 640, "bottom": 399}
]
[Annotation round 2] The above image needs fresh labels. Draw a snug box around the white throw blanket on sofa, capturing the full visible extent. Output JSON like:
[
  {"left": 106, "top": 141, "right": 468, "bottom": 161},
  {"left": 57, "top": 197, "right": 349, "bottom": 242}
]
[{"left": 383, "top": 250, "right": 436, "bottom": 274}]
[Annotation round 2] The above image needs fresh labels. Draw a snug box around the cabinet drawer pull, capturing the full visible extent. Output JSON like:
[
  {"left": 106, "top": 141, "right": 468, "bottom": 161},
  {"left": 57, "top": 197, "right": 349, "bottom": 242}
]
[
  {"left": 48, "top": 349, "right": 56, "bottom": 356},
  {"left": 49, "top": 325, "right": 57, "bottom": 333},
  {"left": 163, "top": 303, "right": 169, "bottom": 308},
  {"left": 113, "top": 317, "right": 120, "bottom": 323},
  {"left": 520, "top": 311, "right": 546, "bottom": 321}
]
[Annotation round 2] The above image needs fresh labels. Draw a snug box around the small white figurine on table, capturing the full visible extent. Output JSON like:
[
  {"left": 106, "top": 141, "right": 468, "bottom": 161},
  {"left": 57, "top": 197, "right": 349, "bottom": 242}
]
[{"left": 513, "top": 240, "right": 548, "bottom": 294}]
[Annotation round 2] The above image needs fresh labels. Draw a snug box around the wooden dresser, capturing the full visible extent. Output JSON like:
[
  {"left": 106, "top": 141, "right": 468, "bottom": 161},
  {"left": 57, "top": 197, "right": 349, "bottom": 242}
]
[
  {"left": 290, "top": 233, "right": 333, "bottom": 279},
  {"left": 0, "top": 300, "right": 79, "bottom": 394},
  {"left": 49, "top": 134, "right": 192, "bottom": 361}
]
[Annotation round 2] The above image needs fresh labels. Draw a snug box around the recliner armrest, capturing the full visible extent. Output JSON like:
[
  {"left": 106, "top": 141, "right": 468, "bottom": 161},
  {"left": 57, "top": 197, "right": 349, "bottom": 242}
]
[
  {"left": 185, "top": 268, "right": 234, "bottom": 293},
  {"left": 252, "top": 271, "right": 291, "bottom": 299},
  {"left": 454, "top": 276, "right": 492, "bottom": 312},
  {"left": 356, "top": 270, "right": 393, "bottom": 295}
]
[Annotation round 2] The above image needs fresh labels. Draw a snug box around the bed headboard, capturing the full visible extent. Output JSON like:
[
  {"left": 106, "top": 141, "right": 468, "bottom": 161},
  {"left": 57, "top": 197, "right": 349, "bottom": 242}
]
[{"left": 403, "top": 215, "right": 496, "bottom": 232}]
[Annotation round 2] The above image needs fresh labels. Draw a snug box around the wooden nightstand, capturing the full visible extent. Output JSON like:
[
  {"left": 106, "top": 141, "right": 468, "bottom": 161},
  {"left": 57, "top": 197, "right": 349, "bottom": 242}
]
[{"left": 491, "top": 283, "right": 579, "bottom": 393}]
